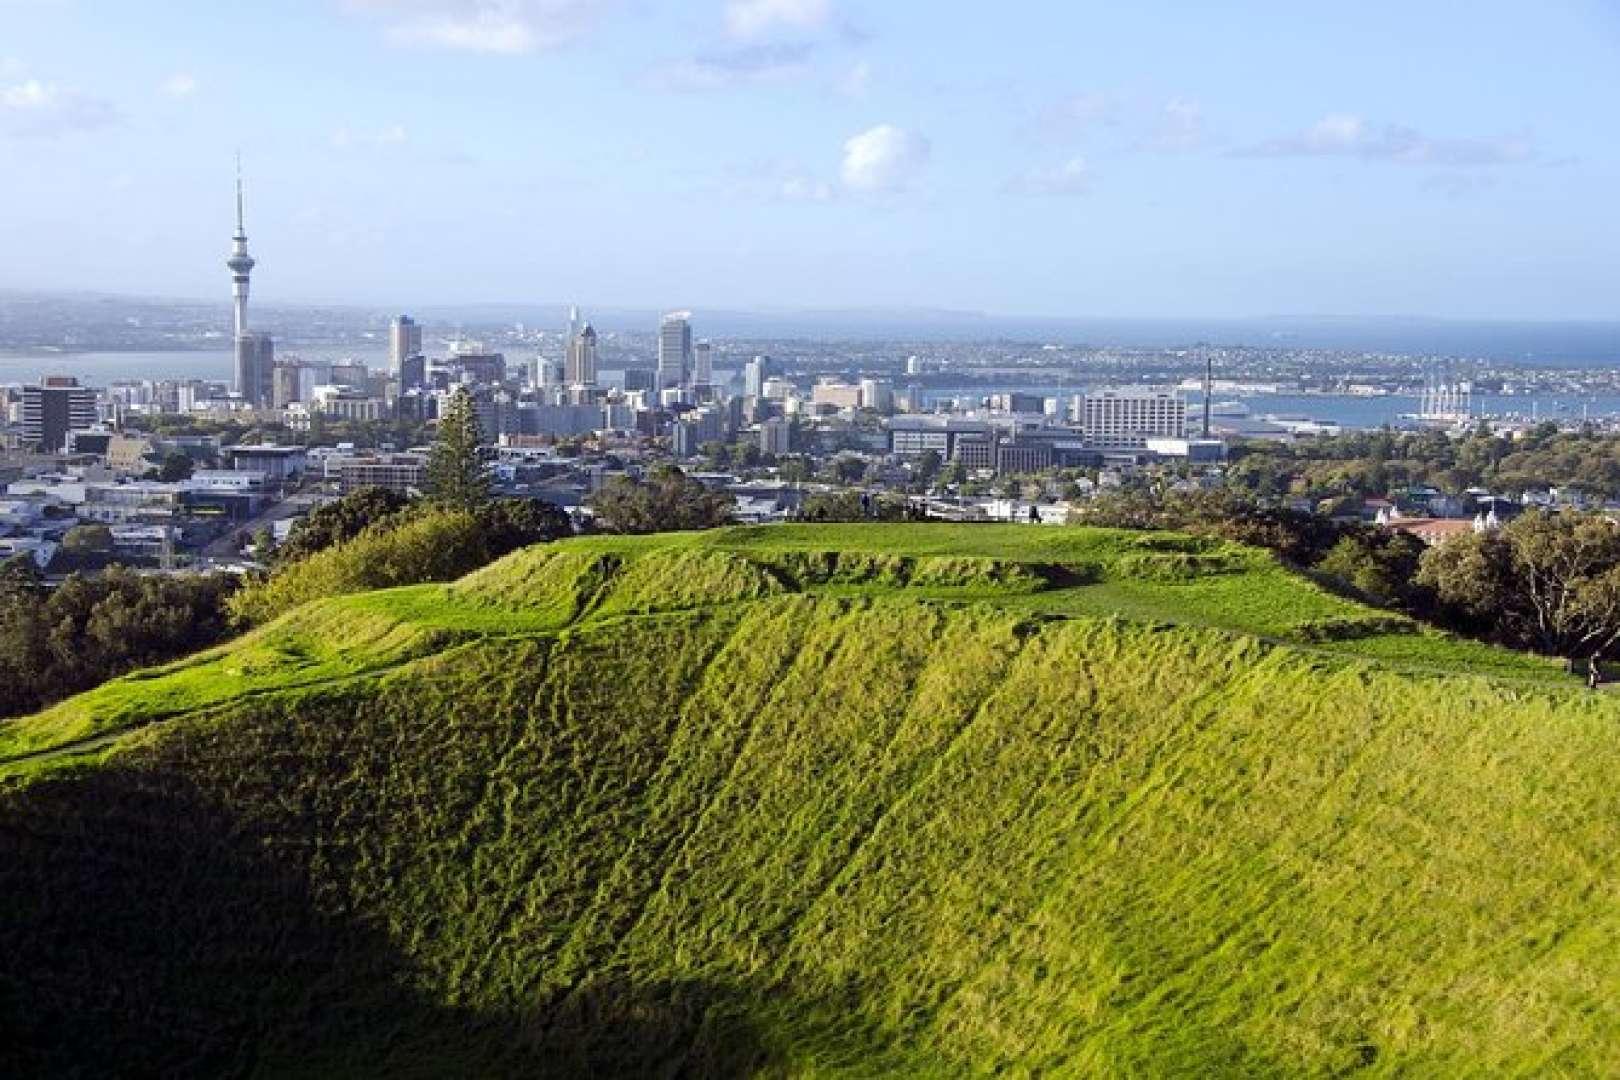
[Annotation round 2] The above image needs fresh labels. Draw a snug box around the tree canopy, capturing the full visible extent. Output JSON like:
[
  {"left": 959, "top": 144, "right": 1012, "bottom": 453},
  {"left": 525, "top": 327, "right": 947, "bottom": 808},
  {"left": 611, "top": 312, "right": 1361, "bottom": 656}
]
[
  {"left": 1418, "top": 513, "right": 1620, "bottom": 657},
  {"left": 275, "top": 487, "right": 413, "bottom": 565},
  {"left": 0, "top": 568, "right": 236, "bottom": 719},
  {"left": 588, "top": 466, "right": 736, "bottom": 535}
]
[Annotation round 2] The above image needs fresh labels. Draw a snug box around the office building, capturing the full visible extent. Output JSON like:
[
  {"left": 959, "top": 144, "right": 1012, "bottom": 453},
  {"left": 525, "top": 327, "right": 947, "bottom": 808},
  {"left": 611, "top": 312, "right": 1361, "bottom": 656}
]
[
  {"left": 760, "top": 417, "right": 792, "bottom": 456},
  {"left": 330, "top": 361, "right": 369, "bottom": 389},
  {"left": 21, "top": 377, "right": 97, "bottom": 453},
  {"left": 236, "top": 334, "right": 275, "bottom": 409},
  {"left": 452, "top": 350, "right": 507, "bottom": 386},
  {"left": 887, "top": 416, "right": 992, "bottom": 459},
  {"left": 271, "top": 362, "right": 303, "bottom": 409},
  {"left": 859, "top": 378, "right": 894, "bottom": 414},
  {"left": 534, "top": 357, "right": 564, "bottom": 389},
  {"left": 994, "top": 438, "right": 1055, "bottom": 475},
  {"left": 333, "top": 453, "right": 429, "bottom": 494},
  {"left": 692, "top": 340, "right": 713, "bottom": 388},
  {"left": 671, "top": 405, "right": 725, "bottom": 458},
  {"left": 658, "top": 311, "right": 693, "bottom": 392},
  {"left": 399, "top": 354, "right": 427, "bottom": 393},
  {"left": 811, "top": 381, "right": 863, "bottom": 410},
  {"left": 1080, "top": 389, "right": 1188, "bottom": 448},
  {"left": 389, "top": 316, "right": 422, "bottom": 375},
  {"left": 226, "top": 444, "right": 308, "bottom": 482},
  {"left": 566, "top": 323, "right": 598, "bottom": 388},
  {"left": 744, "top": 355, "right": 777, "bottom": 398},
  {"left": 988, "top": 392, "right": 1048, "bottom": 415}
]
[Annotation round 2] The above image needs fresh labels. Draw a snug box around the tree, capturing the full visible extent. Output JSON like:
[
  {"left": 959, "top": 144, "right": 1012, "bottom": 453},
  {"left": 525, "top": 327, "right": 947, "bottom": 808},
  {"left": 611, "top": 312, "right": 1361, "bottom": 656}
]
[
  {"left": 275, "top": 487, "right": 413, "bottom": 565},
  {"left": 473, "top": 498, "right": 573, "bottom": 558},
  {"left": 1316, "top": 532, "right": 1427, "bottom": 609},
  {"left": 914, "top": 449, "right": 942, "bottom": 486},
  {"left": 776, "top": 456, "right": 813, "bottom": 484},
  {"left": 0, "top": 568, "right": 235, "bottom": 719},
  {"left": 834, "top": 457, "right": 868, "bottom": 485},
  {"left": 62, "top": 525, "right": 115, "bottom": 553},
  {"left": 798, "top": 491, "right": 911, "bottom": 523},
  {"left": 1418, "top": 513, "right": 1620, "bottom": 656},
  {"left": 228, "top": 510, "right": 494, "bottom": 627},
  {"left": 588, "top": 466, "right": 736, "bottom": 535},
  {"left": 426, "top": 388, "right": 491, "bottom": 511},
  {"left": 155, "top": 453, "right": 194, "bottom": 483}
]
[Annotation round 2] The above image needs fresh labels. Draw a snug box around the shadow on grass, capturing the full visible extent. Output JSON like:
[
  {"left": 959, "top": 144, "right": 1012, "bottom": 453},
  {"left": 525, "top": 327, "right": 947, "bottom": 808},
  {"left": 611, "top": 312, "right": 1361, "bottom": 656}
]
[{"left": 0, "top": 765, "right": 885, "bottom": 1078}]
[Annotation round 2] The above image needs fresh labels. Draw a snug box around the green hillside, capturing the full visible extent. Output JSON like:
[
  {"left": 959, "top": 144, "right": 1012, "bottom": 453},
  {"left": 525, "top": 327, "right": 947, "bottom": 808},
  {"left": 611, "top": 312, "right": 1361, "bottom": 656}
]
[{"left": 3, "top": 525, "right": 1616, "bottom": 1076}]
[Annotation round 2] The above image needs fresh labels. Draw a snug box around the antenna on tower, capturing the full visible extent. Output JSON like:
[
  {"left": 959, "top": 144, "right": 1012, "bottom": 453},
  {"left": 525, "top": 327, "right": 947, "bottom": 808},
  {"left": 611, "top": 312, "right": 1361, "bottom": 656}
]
[{"left": 234, "top": 151, "right": 247, "bottom": 237}]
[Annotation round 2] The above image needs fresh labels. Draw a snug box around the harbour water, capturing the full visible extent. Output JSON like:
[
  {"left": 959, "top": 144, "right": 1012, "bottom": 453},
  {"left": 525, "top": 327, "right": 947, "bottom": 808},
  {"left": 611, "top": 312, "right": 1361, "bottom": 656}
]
[{"left": 4, "top": 350, "right": 1618, "bottom": 431}]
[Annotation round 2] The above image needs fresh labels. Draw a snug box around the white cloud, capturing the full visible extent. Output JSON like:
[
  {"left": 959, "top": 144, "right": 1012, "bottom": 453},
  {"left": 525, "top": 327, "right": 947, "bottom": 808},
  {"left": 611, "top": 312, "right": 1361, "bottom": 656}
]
[
  {"left": 159, "top": 72, "right": 199, "bottom": 98},
  {"left": 841, "top": 124, "right": 930, "bottom": 193},
  {"left": 330, "top": 123, "right": 410, "bottom": 149},
  {"left": 838, "top": 58, "right": 872, "bottom": 97},
  {"left": 1043, "top": 92, "right": 1117, "bottom": 130},
  {"left": 1240, "top": 113, "right": 1533, "bottom": 166},
  {"left": 780, "top": 174, "right": 836, "bottom": 203},
  {"left": 1142, "top": 96, "right": 1207, "bottom": 152},
  {"left": 648, "top": 44, "right": 813, "bottom": 92},
  {"left": 347, "top": 0, "right": 613, "bottom": 54},
  {"left": 1008, "top": 156, "right": 1090, "bottom": 196},
  {"left": 0, "top": 77, "right": 119, "bottom": 137},
  {"left": 726, "top": 0, "right": 832, "bottom": 40},
  {"left": 1, "top": 78, "right": 52, "bottom": 109}
]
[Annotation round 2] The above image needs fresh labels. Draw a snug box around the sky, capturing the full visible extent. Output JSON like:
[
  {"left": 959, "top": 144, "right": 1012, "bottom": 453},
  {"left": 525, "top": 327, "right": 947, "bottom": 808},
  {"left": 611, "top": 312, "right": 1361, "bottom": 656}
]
[{"left": 1, "top": 0, "right": 1618, "bottom": 320}]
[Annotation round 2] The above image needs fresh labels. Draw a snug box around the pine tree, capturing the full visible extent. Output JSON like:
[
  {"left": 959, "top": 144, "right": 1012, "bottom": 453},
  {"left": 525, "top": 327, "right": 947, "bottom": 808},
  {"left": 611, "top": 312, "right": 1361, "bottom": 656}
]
[{"left": 426, "top": 388, "right": 492, "bottom": 510}]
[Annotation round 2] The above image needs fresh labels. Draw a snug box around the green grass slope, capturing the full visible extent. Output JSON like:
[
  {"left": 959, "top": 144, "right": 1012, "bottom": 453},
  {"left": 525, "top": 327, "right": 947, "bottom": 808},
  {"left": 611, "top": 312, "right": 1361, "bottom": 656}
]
[{"left": 1, "top": 525, "right": 1614, "bottom": 1077}]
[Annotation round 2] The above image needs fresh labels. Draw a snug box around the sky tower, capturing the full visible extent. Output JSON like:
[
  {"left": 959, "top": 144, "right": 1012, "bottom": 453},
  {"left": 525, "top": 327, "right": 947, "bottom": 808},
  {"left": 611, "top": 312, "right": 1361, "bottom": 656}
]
[
  {"left": 227, "top": 161, "right": 255, "bottom": 340},
  {"left": 228, "top": 161, "right": 273, "bottom": 407}
]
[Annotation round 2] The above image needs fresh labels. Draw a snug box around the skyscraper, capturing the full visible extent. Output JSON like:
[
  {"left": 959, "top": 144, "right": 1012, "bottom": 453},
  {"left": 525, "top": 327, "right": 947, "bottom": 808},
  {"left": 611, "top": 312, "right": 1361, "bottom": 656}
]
[
  {"left": 227, "top": 164, "right": 274, "bottom": 408},
  {"left": 693, "top": 340, "right": 713, "bottom": 388},
  {"left": 21, "top": 376, "right": 97, "bottom": 453},
  {"left": 744, "top": 355, "right": 776, "bottom": 398},
  {"left": 389, "top": 315, "right": 422, "bottom": 375},
  {"left": 658, "top": 311, "right": 693, "bottom": 393},
  {"left": 566, "top": 323, "right": 598, "bottom": 387}
]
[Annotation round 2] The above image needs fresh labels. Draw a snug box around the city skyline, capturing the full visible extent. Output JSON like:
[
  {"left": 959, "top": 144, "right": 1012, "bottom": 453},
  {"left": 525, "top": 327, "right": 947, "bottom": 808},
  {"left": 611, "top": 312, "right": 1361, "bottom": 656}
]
[{"left": 2, "top": 2, "right": 1618, "bottom": 321}]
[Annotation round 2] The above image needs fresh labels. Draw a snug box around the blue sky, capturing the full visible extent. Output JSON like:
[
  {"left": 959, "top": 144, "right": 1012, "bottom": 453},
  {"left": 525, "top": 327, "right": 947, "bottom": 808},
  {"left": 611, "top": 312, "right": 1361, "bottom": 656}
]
[{"left": 2, "top": 0, "right": 1617, "bottom": 319}]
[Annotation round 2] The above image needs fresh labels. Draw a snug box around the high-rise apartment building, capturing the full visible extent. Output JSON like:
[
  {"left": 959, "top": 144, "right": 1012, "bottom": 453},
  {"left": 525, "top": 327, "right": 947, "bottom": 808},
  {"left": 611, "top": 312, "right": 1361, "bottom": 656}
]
[
  {"left": 658, "top": 311, "right": 693, "bottom": 392},
  {"left": 22, "top": 376, "right": 97, "bottom": 453}
]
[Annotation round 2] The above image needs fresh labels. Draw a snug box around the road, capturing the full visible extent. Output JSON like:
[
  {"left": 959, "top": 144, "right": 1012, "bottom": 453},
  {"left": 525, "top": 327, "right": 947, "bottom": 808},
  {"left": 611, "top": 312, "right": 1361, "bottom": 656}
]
[{"left": 201, "top": 491, "right": 327, "bottom": 558}]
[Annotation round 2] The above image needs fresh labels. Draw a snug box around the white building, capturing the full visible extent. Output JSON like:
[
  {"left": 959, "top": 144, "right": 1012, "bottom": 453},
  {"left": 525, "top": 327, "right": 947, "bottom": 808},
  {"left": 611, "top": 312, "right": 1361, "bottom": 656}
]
[
  {"left": 1078, "top": 389, "right": 1187, "bottom": 449},
  {"left": 658, "top": 311, "right": 693, "bottom": 392}
]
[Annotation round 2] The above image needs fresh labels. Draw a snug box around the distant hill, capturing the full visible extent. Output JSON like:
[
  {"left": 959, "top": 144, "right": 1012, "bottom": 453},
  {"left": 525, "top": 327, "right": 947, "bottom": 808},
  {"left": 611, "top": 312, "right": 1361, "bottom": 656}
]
[{"left": 2, "top": 525, "right": 1616, "bottom": 1076}]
